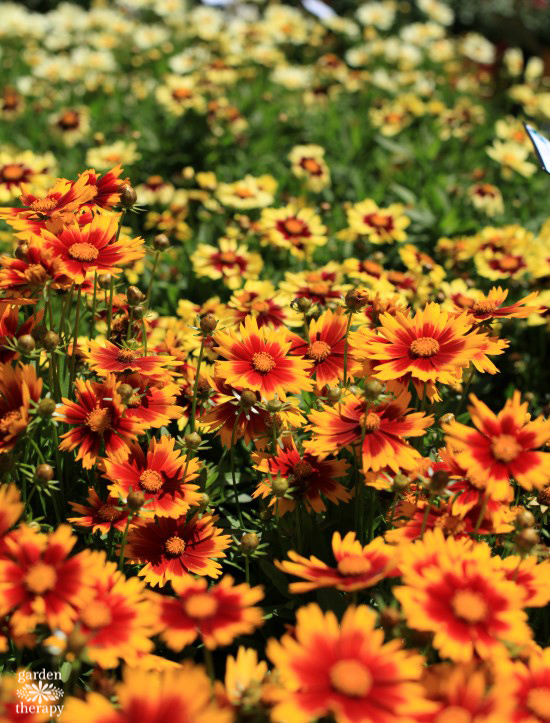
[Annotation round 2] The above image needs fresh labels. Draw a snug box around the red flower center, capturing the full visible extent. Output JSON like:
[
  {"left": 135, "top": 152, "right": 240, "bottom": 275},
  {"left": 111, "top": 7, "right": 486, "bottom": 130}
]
[
  {"left": 491, "top": 434, "right": 522, "bottom": 463},
  {"left": 293, "top": 460, "right": 314, "bottom": 479},
  {"left": 329, "top": 659, "right": 373, "bottom": 698},
  {"left": 337, "top": 555, "right": 372, "bottom": 576},
  {"left": 435, "top": 707, "right": 473, "bottom": 723},
  {"left": 140, "top": 469, "right": 164, "bottom": 492},
  {"left": 24, "top": 563, "right": 57, "bottom": 594},
  {"left": 184, "top": 592, "right": 218, "bottom": 619},
  {"left": 165, "top": 535, "right": 186, "bottom": 556},
  {"left": 472, "top": 300, "right": 497, "bottom": 314},
  {"left": 363, "top": 412, "right": 381, "bottom": 432},
  {"left": 252, "top": 351, "right": 276, "bottom": 374},
  {"left": 86, "top": 407, "right": 112, "bottom": 435},
  {"left": 308, "top": 340, "right": 331, "bottom": 362},
  {"left": 98, "top": 504, "right": 121, "bottom": 522},
  {"left": 29, "top": 197, "right": 58, "bottom": 213},
  {"left": 81, "top": 600, "right": 113, "bottom": 629},
  {"left": 526, "top": 687, "right": 550, "bottom": 720},
  {"left": 410, "top": 337, "right": 440, "bottom": 358},
  {"left": 451, "top": 589, "right": 488, "bottom": 623},
  {"left": 69, "top": 242, "right": 99, "bottom": 262}
]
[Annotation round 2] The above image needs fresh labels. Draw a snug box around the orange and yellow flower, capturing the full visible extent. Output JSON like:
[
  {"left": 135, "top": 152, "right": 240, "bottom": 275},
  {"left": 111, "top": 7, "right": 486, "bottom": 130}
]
[
  {"left": 68, "top": 488, "right": 131, "bottom": 535},
  {"left": 344, "top": 198, "right": 410, "bottom": 245},
  {"left": 0, "top": 362, "right": 42, "bottom": 454},
  {"left": 289, "top": 308, "right": 348, "bottom": 389},
  {"left": 259, "top": 205, "right": 327, "bottom": 258},
  {"left": 84, "top": 340, "right": 176, "bottom": 382}
]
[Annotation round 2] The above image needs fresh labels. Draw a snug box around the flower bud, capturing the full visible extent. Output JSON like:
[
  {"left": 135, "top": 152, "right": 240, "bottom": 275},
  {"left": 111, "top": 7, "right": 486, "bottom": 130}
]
[
  {"left": 42, "top": 331, "right": 60, "bottom": 351},
  {"left": 127, "top": 286, "right": 144, "bottom": 306},
  {"left": 393, "top": 473, "right": 410, "bottom": 491},
  {"left": 65, "top": 628, "right": 89, "bottom": 658},
  {"left": 272, "top": 474, "right": 289, "bottom": 498},
  {"left": 118, "top": 384, "right": 134, "bottom": 404},
  {"left": 240, "top": 532, "right": 260, "bottom": 554},
  {"left": 127, "top": 490, "right": 146, "bottom": 511},
  {"left": 365, "top": 380, "right": 383, "bottom": 399},
  {"left": 184, "top": 432, "right": 202, "bottom": 450},
  {"left": 239, "top": 390, "right": 257, "bottom": 409},
  {"left": 199, "top": 313, "right": 217, "bottom": 334},
  {"left": 98, "top": 274, "right": 112, "bottom": 290},
  {"left": 345, "top": 289, "right": 368, "bottom": 311},
  {"left": 260, "top": 507, "right": 273, "bottom": 521},
  {"left": 429, "top": 470, "right": 449, "bottom": 492},
  {"left": 326, "top": 386, "right": 342, "bottom": 404},
  {"left": 120, "top": 184, "right": 137, "bottom": 208},
  {"left": 516, "top": 528, "right": 539, "bottom": 552},
  {"left": 132, "top": 305, "right": 145, "bottom": 320},
  {"left": 293, "top": 296, "right": 312, "bottom": 313},
  {"left": 17, "top": 334, "right": 35, "bottom": 354},
  {"left": 153, "top": 233, "right": 170, "bottom": 251},
  {"left": 516, "top": 510, "right": 536, "bottom": 529},
  {"left": 267, "top": 397, "right": 283, "bottom": 413},
  {"left": 440, "top": 413, "right": 455, "bottom": 426},
  {"left": 35, "top": 463, "right": 55, "bottom": 484},
  {"left": 537, "top": 487, "right": 550, "bottom": 506},
  {"left": 15, "top": 243, "right": 29, "bottom": 261},
  {"left": 38, "top": 398, "right": 56, "bottom": 417},
  {"left": 198, "top": 492, "right": 210, "bottom": 510}
]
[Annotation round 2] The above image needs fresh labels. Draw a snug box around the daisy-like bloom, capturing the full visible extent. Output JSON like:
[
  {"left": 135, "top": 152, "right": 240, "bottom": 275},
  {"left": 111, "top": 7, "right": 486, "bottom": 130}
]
[
  {"left": 267, "top": 603, "right": 432, "bottom": 723},
  {"left": 68, "top": 488, "right": 131, "bottom": 535},
  {"left": 308, "top": 390, "right": 433, "bottom": 473},
  {"left": 215, "top": 174, "right": 277, "bottom": 210},
  {"left": 123, "top": 513, "right": 231, "bottom": 587},
  {"left": 0, "top": 485, "right": 23, "bottom": 548},
  {"left": 398, "top": 245, "right": 446, "bottom": 287},
  {"left": 83, "top": 340, "right": 176, "bottom": 382},
  {"left": 154, "top": 574, "right": 263, "bottom": 650},
  {"left": 494, "top": 647, "right": 550, "bottom": 723},
  {"left": 80, "top": 165, "right": 127, "bottom": 210},
  {"left": 191, "top": 237, "right": 263, "bottom": 290},
  {"left": 86, "top": 141, "right": 141, "bottom": 172},
  {"left": 0, "top": 239, "right": 71, "bottom": 296},
  {"left": 220, "top": 646, "right": 269, "bottom": 709},
  {"left": 258, "top": 204, "right": 328, "bottom": 259},
  {"left": 444, "top": 392, "right": 550, "bottom": 492},
  {"left": 496, "top": 555, "right": 550, "bottom": 608},
  {"left": 467, "top": 182, "right": 504, "bottom": 217},
  {"left": 278, "top": 264, "right": 349, "bottom": 308},
  {"left": 119, "top": 374, "right": 183, "bottom": 430},
  {"left": 61, "top": 665, "right": 232, "bottom": 723},
  {"left": 289, "top": 308, "right": 348, "bottom": 389},
  {"left": 345, "top": 198, "right": 410, "bottom": 245},
  {"left": 0, "top": 362, "right": 42, "bottom": 454},
  {"left": 475, "top": 247, "right": 530, "bottom": 282},
  {"left": 288, "top": 144, "right": 331, "bottom": 192},
  {"left": 56, "top": 375, "right": 146, "bottom": 469},
  {"left": 394, "top": 532, "right": 532, "bottom": 662},
  {"left": 214, "top": 315, "right": 314, "bottom": 401},
  {"left": 276, "top": 531, "right": 397, "bottom": 593},
  {"left": 224, "top": 280, "right": 299, "bottom": 329},
  {"left": 103, "top": 436, "right": 202, "bottom": 519},
  {"left": 458, "top": 286, "right": 541, "bottom": 323},
  {"left": 50, "top": 107, "right": 90, "bottom": 147},
  {"left": 487, "top": 140, "right": 537, "bottom": 178},
  {"left": 37, "top": 213, "right": 144, "bottom": 284},
  {"left": 0, "top": 303, "right": 43, "bottom": 364},
  {"left": 0, "top": 150, "right": 56, "bottom": 203},
  {"left": 252, "top": 434, "right": 351, "bottom": 515},
  {"left": 0, "top": 524, "right": 94, "bottom": 635}
]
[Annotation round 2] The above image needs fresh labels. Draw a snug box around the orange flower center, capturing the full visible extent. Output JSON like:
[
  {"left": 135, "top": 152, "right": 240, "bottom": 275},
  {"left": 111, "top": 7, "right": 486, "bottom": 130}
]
[
  {"left": 337, "top": 555, "right": 372, "bottom": 576},
  {"left": 29, "top": 197, "right": 58, "bottom": 213},
  {"left": 117, "top": 349, "right": 138, "bottom": 364},
  {"left": 491, "top": 434, "right": 522, "bottom": 463},
  {"left": 435, "top": 707, "right": 473, "bottom": 723},
  {"left": 310, "top": 282, "right": 329, "bottom": 294},
  {"left": 498, "top": 255, "right": 520, "bottom": 271},
  {"left": 98, "top": 504, "right": 121, "bottom": 522},
  {"left": 24, "top": 563, "right": 57, "bottom": 594},
  {"left": 526, "top": 687, "right": 550, "bottom": 719},
  {"left": 58, "top": 110, "right": 80, "bottom": 128},
  {"left": 236, "top": 188, "right": 254, "bottom": 198},
  {"left": 173, "top": 87, "right": 192, "bottom": 100},
  {"left": 184, "top": 592, "right": 218, "bottom": 619},
  {"left": 139, "top": 469, "right": 164, "bottom": 492},
  {"left": 80, "top": 600, "right": 113, "bottom": 629},
  {"left": 1, "top": 164, "right": 24, "bottom": 181},
  {"left": 303, "top": 158, "right": 322, "bottom": 173},
  {"left": 0, "top": 410, "right": 22, "bottom": 433},
  {"left": 251, "top": 299, "right": 270, "bottom": 314},
  {"left": 85, "top": 407, "right": 112, "bottom": 435},
  {"left": 410, "top": 336, "right": 440, "bottom": 358},
  {"left": 451, "top": 590, "right": 488, "bottom": 623},
  {"left": 308, "top": 340, "right": 331, "bottom": 362},
  {"left": 366, "top": 212, "right": 392, "bottom": 229},
  {"left": 363, "top": 412, "right": 381, "bottom": 432},
  {"left": 293, "top": 460, "right": 314, "bottom": 479},
  {"left": 283, "top": 218, "right": 306, "bottom": 235},
  {"left": 472, "top": 300, "right": 497, "bottom": 314},
  {"left": 329, "top": 659, "right": 373, "bottom": 698},
  {"left": 220, "top": 251, "right": 237, "bottom": 263},
  {"left": 69, "top": 242, "right": 99, "bottom": 262},
  {"left": 147, "top": 175, "right": 164, "bottom": 187},
  {"left": 165, "top": 535, "right": 186, "bottom": 556},
  {"left": 252, "top": 351, "right": 276, "bottom": 374}
]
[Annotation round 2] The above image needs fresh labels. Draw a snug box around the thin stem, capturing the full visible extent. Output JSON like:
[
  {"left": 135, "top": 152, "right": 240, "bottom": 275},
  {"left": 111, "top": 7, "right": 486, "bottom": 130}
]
[
  {"left": 146, "top": 250, "right": 160, "bottom": 303},
  {"left": 68, "top": 285, "right": 82, "bottom": 394},
  {"left": 420, "top": 493, "right": 435, "bottom": 537},
  {"left": 203, "top": 646, "right": 215, "bottom": 684},
  {"left": 244, "top": 555, "right": 250, "bottom": 584},
  {"left": 189, "top": 335, "right": 206, "bottom": 433},
  {"left": 142, "top": 319, "right": 148, "bottom": 354},
  {"left": 118, "top": 515, "right": 132, "bottom": 570},
  {"left": 230, "top": 410, "right": 244, "bottom": 529},
  {"left": 126, "top": 307, "right": 134, "bottom": 341},
  {"left": 473, "top": 492, "right": 488, "bottom": 535},
  {"left": 106, "top": 276, "right": 115, "bottom": 341},
  {"left": 89, "top": 272, "right": 98, "bottom": 337},
  {"left": 342, "top": 313, "right": 353, "bottom": 387}
]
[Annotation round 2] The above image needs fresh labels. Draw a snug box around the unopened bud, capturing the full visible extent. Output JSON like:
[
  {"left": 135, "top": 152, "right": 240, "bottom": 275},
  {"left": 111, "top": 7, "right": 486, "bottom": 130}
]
[
  {"left": 393, "top": 473, "right": 410, "bottom": 491},
  {"left": 440, "top": 413, "right": 455, "bottom": 426},
  {"left": 132, "top": 305, "right": 145, "bottom": 320},
  {"left": 516, "top": 510, "right": 536, "bottom": 529},
  {"left": 38, "top": 398, "right": 56, "bottom": 417},
  {"left": 240, "top": 532, "right": 260, "bottom": 554},
  {"left": 345, "top": 289, "right": 368, "bottom": 311},
  {"left": 239, "top": 390, "right": 257, "bottom": 409},
  {"left": 293, "top": 296, "right": 312, "bottom": 313},
  {"left": 127, "top": 286, "right": 144, "bottom": 306},
  {"left": 65, "top": 628, "right": 88, "bottom": 657},
  {"left": 153, "top": 233, "right": 170, "bottom": 251},
  {"left": 267, "top": 397, "right": 283, "bottom": 413},
  {"left": 365, "top": 380, "right": 383, "bottom": 399},
  {"left": 429, "top": 470, "right": 449, "bottom": 492},
  {"left": 15, "top": 243, "right": 29, "bottom": 261},
  {"left": 35, "top": 464, "right": 55, "bottom": 484},
  {"left": 184, "top": 432, "right": 202, "bottom": 450},
  {"left": 17, "top": 334, "right": 35, "bottom": 354},
  {"left": 120, "top": 184, "right": 137, "bottom": 208},
  {"left": 118, "top": 384, "right": 134, "bottom": 403},
  {"left": 127, "top": 490, "right": 146, "bottom": 511},
  {"left": 198, "top": 492, "right": 210, "bottom": 509},
  {"left": 272, "top": 474, "right": 289, "bottom": 498},
  {"left": 260, "top": 507, "right": 273, "bottom": 521},
  {"left": 380, "top": 608, "right": 401, "bottom": 629},
  {"left": 98, "top": 274, "right": 112, "bottom": 290},
  {"left": 199, "top": 313, "right": 217, "bottom": 334},
  {"left": 326, "top": 386, "right": 342, "bottom": 404},
  {"left": 42, "top": 331, "right": 60, "bottom": 351},
  {"left": 516, "top": 528, "right": 540, "bottom": 551}
]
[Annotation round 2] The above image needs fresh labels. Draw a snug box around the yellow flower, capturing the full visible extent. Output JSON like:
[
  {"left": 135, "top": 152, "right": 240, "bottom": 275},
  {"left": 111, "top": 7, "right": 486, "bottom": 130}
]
[
  {"left": 258, "top": 204, "right": 327, "bottom": 259},
  {"left": 345, "top": 198, "right": 410, "bottom": 244}
]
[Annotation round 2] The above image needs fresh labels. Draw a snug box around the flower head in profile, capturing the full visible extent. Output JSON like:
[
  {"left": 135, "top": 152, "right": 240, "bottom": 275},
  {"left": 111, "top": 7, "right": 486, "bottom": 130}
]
[
  {"left": 80, "top": 165, "right": 127, "bottom": 210},
  {"left": 0, "top": 362, "right": 42, "bottom": 453},
  {"left": 0, "top": 484, "right": 23, "bottom": 545},
  {"left": 84, "top": 340, "right": 176, "bottom": 382},
  {"left": 458, "top": 286, "right": 541, "bottom": 323},
  {"left": 221, "top": 646, "right": 269, "bottom": 709}
]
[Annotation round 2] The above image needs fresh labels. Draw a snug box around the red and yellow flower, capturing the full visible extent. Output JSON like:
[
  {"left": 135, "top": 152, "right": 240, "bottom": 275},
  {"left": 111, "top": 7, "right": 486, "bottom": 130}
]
[
  {"left": 68, "top": 488, "right": 131, "bottom": 535},
  {"left": 345, "top": 198, "right": 410, "bottom": 245},
  {"left": 84, "top": 339, "right": 176, "bottom": 382},
  {"left": 191, "top": 236, "right": 263, "bottom": 290},
  {"left": 289, "top": 308, "right": 348, "bottom": 389},
  {"left": 259, "top": 204, "right": 327, "bottom": 259},
  {"left": 0, "top": 362, "right": 42, "bottom": 453},
  {"left": 458, "top": 286, "right": 541, "bottom": 323},
  {"left": 494, "top": 647, "right": 550, "bottom": 723}
]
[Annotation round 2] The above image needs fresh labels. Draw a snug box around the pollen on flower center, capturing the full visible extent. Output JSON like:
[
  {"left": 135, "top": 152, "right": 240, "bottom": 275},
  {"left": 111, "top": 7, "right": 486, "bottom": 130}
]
[
  {"left": 308, "top": 340, "right": 331, "bottom": 362},
  {"left": 363, "top": 412, "right": 381, "bottom": 432},
  {"left": 337, "top": 555, "right": 372, "bottom": 576},
  {"left": 472, "top": 300, "right": 497, "bottom": 315},
  {"left": 293, "top": 460, "right": 314, "bottom": 479},
  {"left": 329, "top": 659, "right": 373, "bottom": 698},
  {"left": 434, "top": 706, "right": 473, "bottom": 723},
  {"left": 451, "top": 589, "right": 488, "bottom": 623},
  {"left": 491, "top": 434, "right": 522, "bottom": 463},
  {"left": 0, "top": 410, "right": 22, "bottom": 433},
  {"left": 184, "top": 593, "right": 218, "bottom": 619},
  {"left": 140, "top": 469, "right": 164, "bottom": 492},
  {"left": 526, "top": 687, "right": 550, "bottom": 719},
  {"left": 365, "top": 212, "right": 392, "bottom": 230},
  {"left": 1, "top": 164, "right": 24, "bottom": 181},
  {"left": 98, "top": 504, "right": 121, "bottom": 522},
  {"left": 24, "top": 563, "right": 57, "bottom": 594},
  {"left": 251, "top": 299, "right": 270, "bottom": 314},
  {"left": 25, "top": 264, "right": 48, "bottom": 284},
  {"left": 29, "top": 197, "right": 58, "bottom": 213},
  {"left": 68, "top": 242, "right": 99, "bottom": 262},
  {"left": 283, "top": 218, "right": 306, "bottom": 235},
  {"left": 165, "top": 535, "right": 186, "bottom": 556},
  {"left": 80, "top": 600, "right": 113, "bottom": 629},
  {"left": 85, "top": 407, "right": 112, "bottom": 435},
  {"left": 410, "top": 336, "right": 440, "bottom": 358},
  {"left": 117, "top": 348, "right": 138, "bottom": 364},
  {"left": 252, "top": 351, "right": 276, "bottom": 374}
]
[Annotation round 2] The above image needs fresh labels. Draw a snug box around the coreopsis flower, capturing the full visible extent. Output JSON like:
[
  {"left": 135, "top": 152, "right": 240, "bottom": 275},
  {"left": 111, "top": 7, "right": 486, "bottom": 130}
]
[
  {"left": 267, "top": 603, "right": 432, "bottom": 723},
  {"left": 458, "top": 286, "right": 540, "bottom": 323},
  {"left": 154, "top": 574, "right": 263, "bottom": 650},
  {"left": 191, "top": 237, "right": 263, "bottom": 290},
  {"left": 0, "top": 239, "right": 70, "bottom": 296},
  {"left": 214, "top": 315, "right": 314, "bottom": 400},
  {"left": 0, "top": 524, "right": 94, "bottom": 635},
  {"left": 394, "top": 531, "right": 532, "bottom": 661},
  {"left": 444, "top": 392, "right": 550, "bottom": 492},
  {"left": 61, "top": 665, "right": 232, "bottom": 723},
  {"left": 0, "top": 303, "right": 44, "bottom": 363},
  {"left": 258, "top": 205, "right": 328, "bottom": 258},
  {"left": 475, "top": 247, "right": 531, "bottom": 282},
  {"left": 224, "top": 280, "right": 299, "bottom": 329},
  {"left": 276, "top": 531, "right": 397, "bottom": 592},
  {"left": 86, "top": 141, "right": 141, "bottom": 171},
  {"left": 0, "top": 150, "right": 56, "bottom": 203},
  {"left": 288, "top": 144, "right": 331, "bottom": 191},
  {"left": 0, "top": 362, "right": 42, "bottom": 453},
  {"left": 494, "top": 647, "right": 550, "bottom": 723},
  {"left": 68, "top": 488, "right": 131, "bottom": 534},
  {"left": 50, "top": 107, "right": 90, "bottom": 146},
  {"left": 155, "top": 74, "right": 207, "bottom": 117},
  {"left": 103, "top": 436, "right": 202, "bottom": 518},
  {"left": 344, "top": 198, "right": 410, "bottom": 244},
  {"left": 487, "top": 140, "right": 537, "bottom": 178},
  {"left": 467, "top": 182, "right": 504, "bottom": 216},
  {"left": 37, "top": 213, "right": 144, "bottom": 284},
  {"left": 123, "top": 513, "right": 231, "bottom": 587},
  {"left": 118, "top": 374, "right": 183, "bottom": 430},
  {"left": 398, "top": 245, "right": 446, "bottom": 287},
  {"left": 289, "top": 308, "right": 348, "bottom": 388},
  {"left": 308, "top": 390, "right": 433, "bottom": 473},
  {"left": 221, "top": 646, "right": 269, "bottom": 709},
  {"left": 83, "top": 340, "right": 176, "bottom": 382},
  {"left": 80, "top": 165, "right": 127, "bottom": 210},
  {"left": 215, "top": 174, "right": 277, "bottom": 209},
  {"left": 279, "top": 264, "right": 349, "bottom": 307},
  {"left": 56, "top": 375, "right": 146, "bottom": 469},
  {"left": 0, "top": 485, "right": 23, "bottom": 542},
  {"left": 252, "top": 434, "right": 351, "bottom": 514},
  {"left": 496, "top": 555, "right": 550, "bottom": 608}
]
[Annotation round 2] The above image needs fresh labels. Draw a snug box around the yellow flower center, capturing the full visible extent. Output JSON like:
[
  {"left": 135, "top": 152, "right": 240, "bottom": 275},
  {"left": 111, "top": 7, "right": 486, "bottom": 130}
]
[
  {"left": 29, "top": 197, "right": 58, "bottom": 213},
  {"left": 363, "top": 412, "right": 381, "bottom": 432},
  {"left": 451, "top": 590, "right": 488, "bottom": 624},
  {"left": 472, "top": 300, "right": 497, "bottom": 314},
  {"left": 68, "top": 242, "right": 99, "bottom": 262},
  {"left": 435, "top": 707, "right": 473, "bottom": 723},
  {"left": 526, "top": 687, "right": 550, "bottom": 719},
  {"left": 337, "top": 555, "right": 372, "bottom": 576},
  {"left": 24, "top": 563, "right": 57, "bottom": 594},
  {"left": 0, "top": 410, "right": 22, "bottom": 433},
  {"left": 410, "top": 336, "right": 440, "bottom": 358},
  {"left": 1, "top": 164, "right": 24, "bottom": 181},
  {"left": 80, "top": 600, "right": 113, "bottom": 629},
  {"left": 98, "top": 504, "right": 121, "bottom": 522},
  {"left": 252, "top": 351, "right": 276, "bottom": 373},
  {"left": 86, "top": 407, "right": 112, "bottom": 435},
  {"left": 165, "top": 535, "right": 186, "bottom": 556},
  {"left": 491, "top": 434, "right": 522, "bottom": 463},
  {"left": 117, "top": 349, "right": 138, "bottom": 364},
  {"left": 308, "top": 340, "right": 331, "bottom": 362},
  {"left": 139, "top": 469, "right": 164, "bottom": 492},
  {"left": 184, "top": 593, "right": 218, "bottom": 619},
  {"left": 329, "top": 659, "right": 373, "bottom": 698}
]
